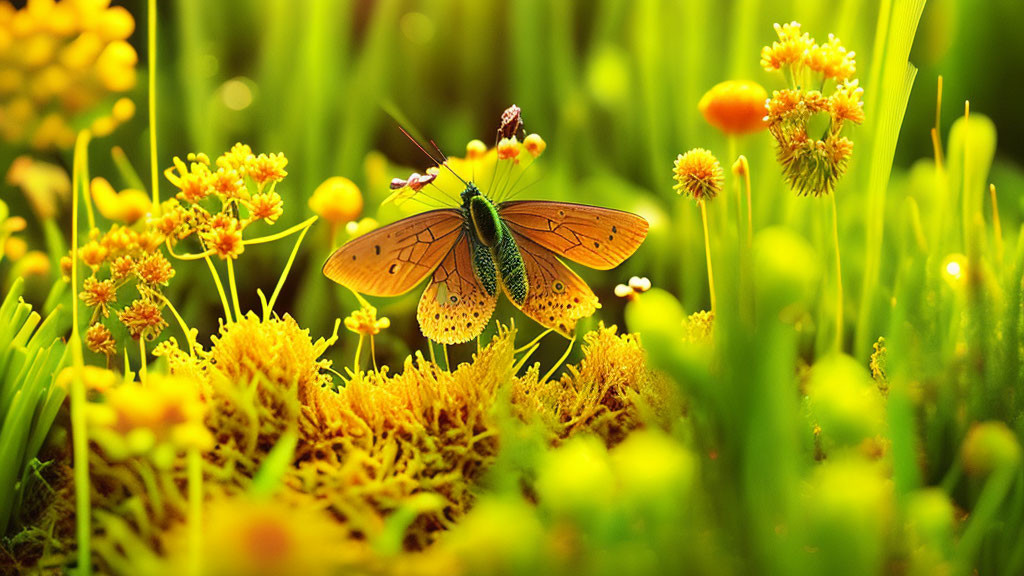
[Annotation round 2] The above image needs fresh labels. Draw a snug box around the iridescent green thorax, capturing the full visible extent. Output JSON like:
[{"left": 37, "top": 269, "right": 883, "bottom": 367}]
[{"left": 461, "top": 183, "right": 528, "bottom": 305}]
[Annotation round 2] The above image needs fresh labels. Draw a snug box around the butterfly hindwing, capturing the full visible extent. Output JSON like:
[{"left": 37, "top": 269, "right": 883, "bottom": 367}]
[
  {"left": 508, "top": 229, "right": 599, "bottom": 337},
  {"left": 322, "top": 209, "right": 463, "bottom": 297},
  {"left": 417, "top": 232, "right": 499, "bottom": 345},
  {"left": 498, "top": 201, "right": 648, "bottom": 270}
]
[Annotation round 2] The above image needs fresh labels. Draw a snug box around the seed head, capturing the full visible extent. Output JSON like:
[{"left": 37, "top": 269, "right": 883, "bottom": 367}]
[{"left": 673, "top": 148, "right": 724, "bottom": 203}]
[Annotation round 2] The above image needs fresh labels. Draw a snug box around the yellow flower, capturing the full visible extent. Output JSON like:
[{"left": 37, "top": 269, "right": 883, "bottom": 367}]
[
  {"left": 497, "top": 136, "right": 521, "bottom": 161},
  {"left": 673, "top": 148, "right": 724, "bottom": 203},
  {"left": 698, "top": 80, "right": 768, "bottom": 135},
  {"left": 683, "top": 310, "right": 715, "bottom": 343},
  {"left": 760, "top": 21, "right": 813, "bottom": 72},
  {"left": 216, "top": 142, "right": 253, "bottom": 172},
  {"left": 202, "top": 220, "right": 244, "bottom": 260},
  {"left": 344, "top": 304, "right": 390, "bottom": 336},
  {"left": 4, "top": 236, "right": 27, "bottom": 260},
  {"left": 962, "top": 421, "right": 1022, "bottom": 477},
  {"left": 522, "top": 133, "right": 546, "bottom": 158},
  {"left": 86, "top": 322, "right": 117, "bottom": 356},
  {"left": 117, "top": 298, "right": 167, "bottom": 340},
  {"left": 248, "top": 191, "right": 284, "bottom": 224},
  {"left": 830, "top": 80, "right": 865, "bottom": 125},
  {"left": 110, "top": 255, "right": 134, "bottom": 280},
  {"left": 247, "top": 152, "right": 288, "bottom": 187},
  {"left": 91, "top": 176, "right": 150, "bottom": 223},
  {"left": 11, "top": 250, "right": 49, "bottom": 278},
  {"left": 80, "top": 276, "right": 117, "bottom": 316},
  {"left": 309, "top": 176, "right": 363, "bottom": 226},
  {"left": 465, "top": 139, "right": 488, "bottom": 159},
  {"left": 166, "top": 157, "right": 212, "bottom": 204},
  {"left": 5, "top": 155, "right": 71, "bottom": 220},
  {"left": 209, "top": 166, "right": 247, "bottom": 199},
  {"left": 805, "top": 34, "right": 857, "bottom": 83},
  {"left": 80, "top": 239, "right": 108, "bottom": 270},
  {"left": 135, "top": 252, "right": 175, "bottom": 286}
]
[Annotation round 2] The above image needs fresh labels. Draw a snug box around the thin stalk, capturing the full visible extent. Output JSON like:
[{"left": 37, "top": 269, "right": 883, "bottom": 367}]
[
  {"left": 155, "top": 293, "right": 196, "bottom": 356},
  {"left": 961, "top": 101, "right": 971, "bottom": 250},
  {"left": 265, "top": 216, "right": 316, "bottom": 321},
  {"left": 138, "top": 338, "right": 147, "bottom": 385},
  {"left": 226, "top": 258, "right": 243, "bottom": 321},
  {"left": 370, "top": 336, "right": 378, "bottom": 371},
  {"left": 203, "top": 255, "right": 232, "bottom": 323},
  {"left": 513, "top": 327, "right": 554, "bottom": 354},
  {"left": 187, "top": 448, "right": 202, "bottom": 576},
  {"left": 740, "top": 156, "right": 753, "bottom": 245},
  {"left": 148, "top": 0, "right": 160, "bottom": 212},
  {"left": 700, "top": 201, "right": 716, "bottom": 314},
  {"left": 989, "top": 184, "right": 1003, "bottom": 265},
  {"left": 540, "top": 335, "right": 576, "bottom": 383},
  {"left": 243, "top": 216, "right": 318, "bottom": 245},
  {"left": 70, "top": 131, "right": 92, "bottom": 576},
  {"left": 354, "top": 335, "right": 364, "bottom": 374},
  {"left": 831, "top": 193, "right": 844, "bottom": 353},
  {"left": 73, "top": 133, "right": 95, "bottom": 230},
  {"left": 442, "top": 344, "right": 451, "bottom": 371},
  {"left": 729, "top": 136, "right": 742, "bottom": 243}
]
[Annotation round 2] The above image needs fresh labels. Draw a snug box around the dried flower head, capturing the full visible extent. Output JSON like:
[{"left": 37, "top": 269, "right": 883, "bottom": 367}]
[
  {"left": 498, "top": 104, "right": 524, "bottom": 139},
  {"left": 344, "top": 305, "right": 390, "bottom": 336},
  {"left": 86, "top": 322, "right": 117, "bottom": 356},
  {"left": 309, "top": 176, "right": 363, "bottom": 226},
  {"left": 118, "top": 298, "right": 167, "bottom": 340},
  {"left": 673, "top": 148, "right": 724, "bottom": 202},
  {"left": 698, "top": 80, "right": 768, "bottom": 135}
]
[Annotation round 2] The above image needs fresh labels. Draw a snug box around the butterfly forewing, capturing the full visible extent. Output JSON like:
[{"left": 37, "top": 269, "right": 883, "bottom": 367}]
[
  {"left": 498, "top": 201, "right": 648, "bottom": 270},
  {"left": 417, "top": 233, "right": 498, "bottom": 344},
  {"left": 508, "top": 230, "right": 599, "bottom": 337},
  {"left": 322, "top": 209, "right": 463, "bottom": 297}
]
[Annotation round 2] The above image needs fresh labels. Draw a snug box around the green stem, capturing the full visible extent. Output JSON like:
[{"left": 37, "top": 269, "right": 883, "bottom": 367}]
[
  {"left": 203, "top": 255, "right": 232, "bottom": 323},
  {"left": 354, "top": 335, "right": 364, "bottom": 374},
  {"left": 265, "top": 216, "right": 317, "bottom": 321},
  {"left": 138, "top": 337, "right": 147, "bottom": 385},
  {"left": 70, "top": 131, "right": 92, "bottom": 576},
  {"left": 540, "top": 335, "right": 576, "bottom": 383},
  {"left": 700, "top": 201, "right": 716, "bottom": 315},
  {"left": 831, "top": 193, "right": 844, "bottom": 353},
  {"left": 226, "top": 258, "right": 242, "bottom": 321}
]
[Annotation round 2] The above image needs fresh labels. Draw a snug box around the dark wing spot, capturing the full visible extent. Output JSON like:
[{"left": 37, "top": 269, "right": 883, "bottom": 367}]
[
  {"left": 558, "top": 210, "right": 565, "bottom": 217},
  {"left": 351, "top": 255, "right": 357, "bottom": 261},
  {"left": 608, "top": 235, "right": 614, "bottom": 241},
  {"left": 374, "top": 245, "right": 381, "bottom": 255},
  {"left": 434, "top": 313, "right": 440, "bottom": 320},
  {"left": 593, "top": 241, "right": 600, "bottom": 248},
  {"left": 612, "top": 225, "right": 617, "bottom": 233},
  {"left": 388, "top": 263, "right": 399, "bottom": 274},
  {"left": 449, "top": 295, "right": 459, "bottom": 303}
]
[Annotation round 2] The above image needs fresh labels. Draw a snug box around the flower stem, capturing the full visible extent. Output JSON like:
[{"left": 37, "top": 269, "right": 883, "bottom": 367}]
[
  {"left": 203, "top": 255, "right": 233, "bottom": 323},
  {"left": 540, "top": 335, "right": 576, "bottom": 383},
  {"left": 138, "top": 338, "right": 148, "bottom": 384},
  {"left": 148, "top": 0, "right": 160, "bottom": 213},
  {"left": 155, "top": 292, "right": 196, "bottom": 356},
  {"left": 226, "top": 257, "right": 243, "bottom": 321},
  {"left": 739, "top": 156, "right": 753, "bottom": 246},
  {"left": 442, "top": 343, "right": 451, "bottom": 371},
  {"left": 354, "top": 335, "right": 364, "bottom": 374},
  {"left": 830, "top": 193, "right": 844, "bottom": 353},
  {"left": 243, "top": 216, "right": 319, "bottom": 246},
  {"left": 370, "top": 336, "right": 378, "bottom": 371},
  {"left": 265, "top": 216, "right": 317, "bottom": 321},
  {"left": 989, "top": 184, "right": 1003, "bottom": 264},
  {"left": 729, "top": 136, "right": 742, "bottom": 242},
  {"left": 700, "top": 201, "right": 716, "bottom": 314},
  {"left": 73, "top": 132, "right": 95, "bottom": 230},
  {"left": 70, "top": 131, "right": 93, "bottom": 576}
]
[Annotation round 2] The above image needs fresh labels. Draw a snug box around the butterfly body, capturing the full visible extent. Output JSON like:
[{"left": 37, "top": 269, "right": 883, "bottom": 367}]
[{"left": 324, "top": 178, "right": 648, "bottom": 344}]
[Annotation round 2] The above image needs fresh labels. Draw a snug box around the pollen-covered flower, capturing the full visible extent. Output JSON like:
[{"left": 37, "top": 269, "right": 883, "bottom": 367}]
[
  {"left": 249, "top": 191, "right": 284, "bottom": 224},
  {"left": 165, "top": 156, "right": 213, "bottom": 203},
  {"left": 210, "top": 166, "right": 246, "bottom": 199},
  {"left": 830, "top": 80, "right": 866, "bottom": 124},
  {"left": 805, "top": 34, "right": 857, "bottom": 83},
  {"left": 80, "top": 240, "right": 109, "bottom": 270},
  {"left": 118, "top": 298, "right": 167, "bottom": 340},
  {"left": 760, "top": 22, "right": 813, "bottom": 72},
  {"left": 91, "top": 177, "right": 150, "bottom": 223},
  {"left": 135, "top": 252, "right": 175, "bottom": 286},
  {"left": 202, "top": 220, "right": 244, "bottom": 260},
  {"left": 80, "top": 277, "right": 117, "bottom": 316},
  {"left": 86, "top": 322, "right": 117, "bottom": 356},
  {"left": 523, "top": 133, "right": 547, "bottom": 158},
  {"left": 110, "top": 255, "right": 135, "bottom": 280},
  {"left": 698, "top": 80, "right": 768, "bottom": 135},
  {"left": 673, "top": 148, "right": 724, "bottom": 202},
  {"left": 309, "top": 176, "right": 363, "bottom": 225},
  {"left": 344, "top": 305, "right": 390, "bottom": 336},
  {"left": 497, "top": 136, "right": 521, "bottom": 161},
  {"left": 217, "top": 142, "right": 254, "bottom": 172},
  {"left": 247, "top": 152, "right": 288, "bottom": 187}
]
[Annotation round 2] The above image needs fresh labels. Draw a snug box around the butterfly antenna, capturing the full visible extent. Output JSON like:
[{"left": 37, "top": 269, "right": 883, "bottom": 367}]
[{"left": 398, "top": 125, "right": 470, "bottom": 187}]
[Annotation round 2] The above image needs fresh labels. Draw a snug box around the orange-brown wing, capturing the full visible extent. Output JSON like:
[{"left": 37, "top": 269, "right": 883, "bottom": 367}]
[
  {"left": 322, "top": 209, "right": 463, "bottom": 296},
  {"left": 417, "top": 234, "right": 498, "bottom": 345},
  {"left": 509, "top": 231, "right": 599, "bottom": 338},
  {"left": 498, "top": 201, "right": 648, "bottom": 270}
]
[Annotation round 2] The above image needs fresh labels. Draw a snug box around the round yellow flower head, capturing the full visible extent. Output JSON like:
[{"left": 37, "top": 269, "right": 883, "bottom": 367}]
[
  {"left": 698, "top": 80, "right": 768, "bottom": 135},
  {"left": 673, "top": 148, "right": 724, "bottom": 203},
  {"left": 344, "top": 304, "right": 390, "bottom": 336},
  {"left": 523, "top": 133, "right": 547, "bottom": 158},
  {"left": 85, "top": 322, "right": 117, "bottom": 356},
  {"left": 309, "top": 176, "right": 363, "bottom": 225},
  {"left": 465, "top": 139, "right": 488, "bottom": 159}
]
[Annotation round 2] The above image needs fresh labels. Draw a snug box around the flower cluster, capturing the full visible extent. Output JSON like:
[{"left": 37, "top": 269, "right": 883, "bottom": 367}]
[
  {"left": 0, "top": 0, "right": 138, "bottom": 149},
  {"left": 71, "top": 223, "right": 174, "bottom": 355},
  {"left": 344, "top": 304, "right": 391, "bottom": 336},
  {"left": 159, "top": 144, "right": 288, "bottom": 260},
  {"left": 761, "top": 23, "right": 864, "bottom": 196}
]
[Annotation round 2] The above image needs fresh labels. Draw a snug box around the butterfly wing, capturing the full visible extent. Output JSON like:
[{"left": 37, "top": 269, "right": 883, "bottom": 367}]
[
  {"left": 507, "top": 230, "right": 599, "bottom": 338},
  {"left": 322, "top": 209, "right": 464, "bottom": 296},
  {"left": 417, "top": 233, "right": 498, "bottom": 344},
  {"left": 498, "top": 201, "right": 648, "bottom": 270}
]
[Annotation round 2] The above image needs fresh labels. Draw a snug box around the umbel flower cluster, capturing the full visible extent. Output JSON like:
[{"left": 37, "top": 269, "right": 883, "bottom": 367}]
[
  {"left": 761, "top": 22, "right": 865, "bottom": 196},
  {"left": 0, "top": 0, "right": 138, "bottom": 149}
]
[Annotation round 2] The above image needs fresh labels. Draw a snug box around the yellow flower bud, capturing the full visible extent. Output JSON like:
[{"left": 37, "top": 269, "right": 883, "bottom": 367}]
[{"left": 309, "top": 176, "right": 363, "bottom": 225}]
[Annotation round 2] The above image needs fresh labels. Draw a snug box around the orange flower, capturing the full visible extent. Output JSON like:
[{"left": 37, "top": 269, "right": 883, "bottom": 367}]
[
  {"left": 110, "top": 255, "right": 135, "bottom": 280},
  {"left": 760, "top": 21, "right": 813, "bottom": 72},
  {"left": 217, "top": 142, "right": 253, "bottom": 173},
  {"left": 86, "top": 323, "right": 117, "bottom": 356},
  {"left": 80, "top": 240, "right": 108, "bottom": 270},
  {"left": 135, "top": 253, "right": 174, "bottom": 286},
  {"left": 249, "top": 192, "right": 283, "bottom": 224},
  {"left": 118, "top": 298, "right": 167, "bottom": 340},
  {"left": 497, "top": 136, "right": 520, "bottom": 161},
  {"left": 247, "top": 153, "right": 288, "bottom": 187},
  {"left": 203, "top": 222, "right": 244, "bottom": 260},
  {"left": 523, "top": 133, "right": 547, "bottom": 158},
  {"left": 673, "top": 149, "right": 724, "bottom": 203},
  {"left": 80, "top": 277, "right": 117, "bottom": 317},
  {"left": 805, "top": 34, "right": 857, "bottom": 83},
  {"left": 698, "top": 80, "right": 768, "bottom": 135},
  {"left": 210, "top": 167, "right": 246, "bottom": 199}
]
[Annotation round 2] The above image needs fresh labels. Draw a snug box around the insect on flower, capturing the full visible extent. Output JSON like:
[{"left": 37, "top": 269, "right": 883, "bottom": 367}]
[{"left": 323, "top": 112, "right": 649, "bottom": 345}]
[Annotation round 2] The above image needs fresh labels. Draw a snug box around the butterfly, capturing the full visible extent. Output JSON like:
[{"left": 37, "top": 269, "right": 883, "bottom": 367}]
[{"left": 322, "top": 129, "right": 648, "bottom": 345}]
